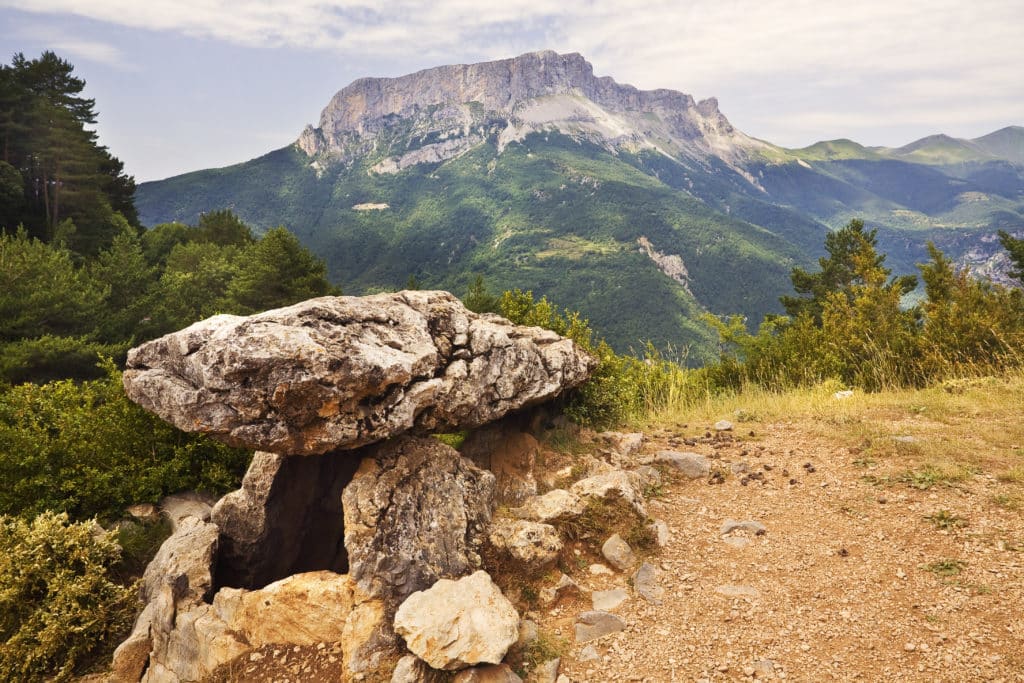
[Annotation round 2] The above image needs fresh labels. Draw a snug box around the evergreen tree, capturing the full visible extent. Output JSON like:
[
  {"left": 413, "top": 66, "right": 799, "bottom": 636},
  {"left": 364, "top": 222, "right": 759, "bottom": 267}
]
[
  {"left": 223, "top": 226, "right": 334, "bottom": 313},
  {"left": 90, "top": 219, "right": 156, "bottom": 343},
  {"left": 781, "top": 219, "right": 916, "bottom": 323},
  {"left": 0, "top": 52, "right": 135, "bottom": 255},
  {"left": 463, "top": 274, "right": 500, "bottom": 313},
  {"left": 196, "top": 209, "right": 254, "bottom": 246},
  {"left": 0, "top": 227, "right": 106, "bottom": 341},
  {"left": 998, "top": 230, "right": 1024, "bottom": 283}
]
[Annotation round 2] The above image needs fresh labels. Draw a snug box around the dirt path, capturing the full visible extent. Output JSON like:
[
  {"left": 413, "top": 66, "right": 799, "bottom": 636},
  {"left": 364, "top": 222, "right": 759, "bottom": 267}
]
[{"left": 540, "top": 422, "right": 1024, "bottom": 682}]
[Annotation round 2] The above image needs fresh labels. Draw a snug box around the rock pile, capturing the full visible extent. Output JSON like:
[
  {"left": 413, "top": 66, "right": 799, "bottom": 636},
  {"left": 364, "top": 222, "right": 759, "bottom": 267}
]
[{"left": 111, "top": 292, "right": 595, "bottom": 682}]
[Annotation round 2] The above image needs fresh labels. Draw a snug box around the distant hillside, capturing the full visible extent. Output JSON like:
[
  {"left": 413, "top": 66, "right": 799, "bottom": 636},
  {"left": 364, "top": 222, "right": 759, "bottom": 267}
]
[
  {"left": 137, "top": 51, "right": 1024, "bottom": 352},
  {"left": 973, "top": 126, "right": 1024, "bottom": 165}
]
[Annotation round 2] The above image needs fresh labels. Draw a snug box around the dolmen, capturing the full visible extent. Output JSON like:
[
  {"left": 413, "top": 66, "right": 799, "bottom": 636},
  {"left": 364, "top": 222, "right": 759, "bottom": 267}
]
[{"left": 110, "top": 291, "right": 595, "bottom": 682}]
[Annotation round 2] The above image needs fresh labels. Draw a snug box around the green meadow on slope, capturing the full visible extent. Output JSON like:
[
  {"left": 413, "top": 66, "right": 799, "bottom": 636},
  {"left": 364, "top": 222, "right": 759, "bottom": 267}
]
[{"left": 138, "top": 134, "right": 810, "bottom": 357}]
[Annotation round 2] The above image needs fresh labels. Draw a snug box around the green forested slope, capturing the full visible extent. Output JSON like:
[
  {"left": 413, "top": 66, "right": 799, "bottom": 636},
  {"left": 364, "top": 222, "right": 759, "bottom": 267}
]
[{"left": 139, "top": 134, "right": 809, "bottom": 357}]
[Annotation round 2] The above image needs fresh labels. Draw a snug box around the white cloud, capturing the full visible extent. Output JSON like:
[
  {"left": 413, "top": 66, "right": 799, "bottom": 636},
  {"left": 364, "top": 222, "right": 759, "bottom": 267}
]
[
  {"left": 15, "top": 22, "right": 128, "bottom": 67},
  {"left": 7, "top": 1, "right": 1021, "bottom": 83},
  {"left": 4, "top": 0, "right": 1022, "bottom": 145}
]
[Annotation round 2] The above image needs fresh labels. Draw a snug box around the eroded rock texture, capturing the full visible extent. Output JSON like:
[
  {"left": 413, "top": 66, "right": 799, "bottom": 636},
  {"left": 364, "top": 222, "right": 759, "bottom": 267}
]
[
  {"left": 343, "top": 435, "right": 495, "bottom": 606},
  {"left": 112, "top": 571, "right": 355, "bottom": 683},
  {"left": 393, "top": 571, "right": 519, "bottom": 671},
  {"left": 461, "top": 417, "right": 541, "bottom": 506},
  {"left": 123, "top": 291, "right": 594, "bottom": 455}
]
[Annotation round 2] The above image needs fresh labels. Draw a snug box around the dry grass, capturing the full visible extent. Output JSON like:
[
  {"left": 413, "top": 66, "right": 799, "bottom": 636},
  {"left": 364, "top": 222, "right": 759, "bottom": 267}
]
[{"left": 643, "top": 372, "right": 1024, "bottom": 492}]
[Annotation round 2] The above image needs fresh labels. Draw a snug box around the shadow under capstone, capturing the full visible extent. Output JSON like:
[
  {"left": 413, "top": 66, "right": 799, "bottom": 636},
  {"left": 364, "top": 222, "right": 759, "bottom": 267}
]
[{"left": 211, "top": 448, "right": 364, "bottom": 592}]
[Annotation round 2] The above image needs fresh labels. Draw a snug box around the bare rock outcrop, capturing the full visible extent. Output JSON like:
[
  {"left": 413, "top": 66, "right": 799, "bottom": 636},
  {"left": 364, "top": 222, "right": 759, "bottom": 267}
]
[
  {"left": 296, "top": 50, "right": 772, "bottom": 178},
  {"left": 488, "top": 518, "right": 562, "bottom": 567},
  {"left": 139, "top": 516, "right": 218, "bottom": 605},
  {"left": 113, "top": 571, "right": 355, "bottom": 683},
  {"left": 393, "top": 571, "right": 519, "bottom": 671},
  {"left": 461, "top": 418, "right": 541, "bottom": 506},
  {"left": 123, "top": 291, "right": 594, "bottom": 455},
  {"left": 343, "top": 435, "right": 495, "bottom": 606},
  {"left": 114, "top": 291, "right": 595, "bottom": 681}
]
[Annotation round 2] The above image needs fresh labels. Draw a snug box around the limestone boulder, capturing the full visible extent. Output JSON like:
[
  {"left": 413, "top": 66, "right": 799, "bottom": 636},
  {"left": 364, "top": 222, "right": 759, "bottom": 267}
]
[
  {"left": 211, "top": 450, "right": 359, "bottom": 590},
  {"left": 140, "top": 516, "right": 218, "bottom": 605},
  {"left": 654, "top": 450, "right": 711, "bottom": 478},
  {"left": 574, "top": 611, "right": 626, "bottom": 643},
  {"left": 212, "top": 571, "right": 353, "bottom": 647},
  {"left": 391, "top": 655, "right": 445, "bottom": 682},
  {"left": 343, "top": 435, "right": 495, "bottom": 605},
  {"left": 461, "top": 419, "right": 541, "bottom": 506},
  {"left": 394, "top": 571, "right": 519, "bottom": 671},
  {"left": 488, "top": 518, "right": 562, "bottom": 566},
  {"left": 132, "top": 571, "right": 355, "bottom": 683},
  {"left": 123, "top": 291, "right": 595, "bottom": 455},
  {"left": 453, "top": 664, "right": 524, "bottom": 682},
  {"left": 600, "top": 533, "right": 636, "bottom": 572},
  {"left": 510, "top": 489, "right": 585, "bottom": 524},
  {"left": 569, "top": 470, "right": 646, "bottom": 516},
  {"left": 158, "top": 491, "right": 217, "bottom": 530}
]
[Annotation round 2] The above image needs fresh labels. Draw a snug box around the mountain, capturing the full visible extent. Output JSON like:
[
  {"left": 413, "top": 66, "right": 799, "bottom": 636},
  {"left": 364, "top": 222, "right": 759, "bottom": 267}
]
[
  {"left": 136, "top": 50, "right": 1024, "bottom": 354},
  {"left": 973, "top": 126, "right": 1024, "bottom": 165}
]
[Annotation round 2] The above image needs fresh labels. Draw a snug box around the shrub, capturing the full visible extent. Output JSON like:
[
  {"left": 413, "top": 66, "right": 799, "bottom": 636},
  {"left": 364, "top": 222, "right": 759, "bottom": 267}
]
[
  {"left": 706, "top": 230, "right": 1024, "bottom": 393},
  {"left": 0, "top": 359, "right": 250, "bottom": 520},
  {"left": 0, "top": 512, "right": 135, "bottom": 682},
  {"left": 497, "top": 289, "right": 696, "bottom": 427}
]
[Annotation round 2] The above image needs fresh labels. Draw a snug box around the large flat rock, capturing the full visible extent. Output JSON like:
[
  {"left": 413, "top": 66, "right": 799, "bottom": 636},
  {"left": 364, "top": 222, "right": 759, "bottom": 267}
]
[{"left": 124, "top": 291, "right": 594, "bottom": 455}]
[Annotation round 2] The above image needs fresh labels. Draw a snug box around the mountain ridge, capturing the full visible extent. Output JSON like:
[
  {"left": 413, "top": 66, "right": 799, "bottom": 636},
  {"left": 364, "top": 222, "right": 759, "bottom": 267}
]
[
  {"left": 136, "top": 50, "right": 1024, "bottom": 354},
  {"left": 296, "top": 50, "right": 770, "bottom": 182}
]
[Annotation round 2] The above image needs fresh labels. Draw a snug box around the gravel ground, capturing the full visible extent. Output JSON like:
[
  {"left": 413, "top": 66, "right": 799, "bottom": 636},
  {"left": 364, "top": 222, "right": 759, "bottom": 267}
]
[{"left": 541, "top": 422, "right": 1024, "bottom": 683}]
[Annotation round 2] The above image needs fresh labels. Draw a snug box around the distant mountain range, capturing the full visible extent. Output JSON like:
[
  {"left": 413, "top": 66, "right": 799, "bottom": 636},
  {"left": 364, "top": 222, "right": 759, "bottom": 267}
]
[{"left": 137, "top": 51, "right": 1024, "bottom": 356}]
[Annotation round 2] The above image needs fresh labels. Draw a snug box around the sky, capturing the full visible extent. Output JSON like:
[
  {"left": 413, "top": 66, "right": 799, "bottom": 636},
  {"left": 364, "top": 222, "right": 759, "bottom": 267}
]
[{"left": 1, "top": 1, "right": 1021, "bottom": 182}]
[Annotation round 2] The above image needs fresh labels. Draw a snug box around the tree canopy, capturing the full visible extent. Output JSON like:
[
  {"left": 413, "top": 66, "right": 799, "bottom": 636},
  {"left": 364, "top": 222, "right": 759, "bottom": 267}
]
[{"left": 0, "top": 51, "right": 136, "bottom": 254}]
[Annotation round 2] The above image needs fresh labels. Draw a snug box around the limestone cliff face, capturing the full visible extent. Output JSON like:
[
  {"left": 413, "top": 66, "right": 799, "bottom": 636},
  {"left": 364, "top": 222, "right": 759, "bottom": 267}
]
[{"left": 295, "top": 50, "right": 769, "bottom": 176}]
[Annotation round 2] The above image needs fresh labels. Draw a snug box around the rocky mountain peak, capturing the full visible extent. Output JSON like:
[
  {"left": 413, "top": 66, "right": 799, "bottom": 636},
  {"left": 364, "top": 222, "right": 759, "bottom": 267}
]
[{"left": 296, "top": 50, "right": 764, "bottom": 174}]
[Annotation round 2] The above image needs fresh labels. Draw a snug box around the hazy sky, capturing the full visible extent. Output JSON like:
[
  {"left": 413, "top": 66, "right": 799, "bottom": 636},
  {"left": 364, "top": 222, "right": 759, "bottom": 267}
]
[{"left": 2, "top": 1, "right": 1021, "bottom": 182}]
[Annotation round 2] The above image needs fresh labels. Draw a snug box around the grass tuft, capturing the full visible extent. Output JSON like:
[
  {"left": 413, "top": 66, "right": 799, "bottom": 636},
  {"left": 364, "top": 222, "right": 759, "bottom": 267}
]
[{"left": 921, "top": 558, "right": 967, "bottom": 577}]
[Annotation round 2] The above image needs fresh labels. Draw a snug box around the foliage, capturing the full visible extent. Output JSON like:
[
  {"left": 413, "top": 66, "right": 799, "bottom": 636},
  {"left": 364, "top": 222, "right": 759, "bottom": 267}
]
[
  {"left": 195, "top": 208, "right": 255, "bottom": 246},
  {"left": 133, "top": 134, "right": 804, "bottom": 355},
  {"left": 1, "top": 207, "right": 336, "bottom": 383},
  {"left": 925, "top": 510, "right": 967, "bottom": 531},
  {"left": 0, "top": 51, "right": 137, "bottom": 254},
  {"left": 921, "top": 558, "right": 966, "bottom": 577},
  {"left": 0, "top": 512, "right": 134, "bottom": 682},
  {"left": 707, "top": 220, "right": 1024, "bottom": 392},
  {"left": 917, "top": 242, "right": 1024, "bottom": 377},
  {"left": 496, "top": 288, "right": 698, "bottom": 427},
  {"left": 0, "top": 227, "right": 107, "bottom": 341},
  {"left": 223, "top": 226, "right": 337, "bottom": 314},
  {"left": 111, "top": 517, "right": 173, "bottom": 583},
  {"left": 463, "top": 274, "right": 500, "bottom": 313},
  {"left": 0, "top": 335, "right": 123, "bottom": 384},
  {"left": 781, "top": 219, "right": 917, "bottom": 323},
  {"left": 0, "top": 360, "right": 250, "bottom": 521},
  {"left": 998, "top": 230, "right": 1024, "bottom": 283}
]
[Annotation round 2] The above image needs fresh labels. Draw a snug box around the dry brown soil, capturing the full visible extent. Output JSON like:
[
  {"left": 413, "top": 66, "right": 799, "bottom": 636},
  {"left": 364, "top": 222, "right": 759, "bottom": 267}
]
[{"left": 539, "top": 418, "right": 1024, "bottom": 683}]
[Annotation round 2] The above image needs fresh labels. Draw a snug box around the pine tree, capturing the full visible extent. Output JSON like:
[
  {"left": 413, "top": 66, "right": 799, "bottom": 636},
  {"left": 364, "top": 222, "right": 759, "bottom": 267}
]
[
  {"left": 781, "top": 219, "right": 916, "bottom": 323},
  {"left": 223, "top": 226, "right": 334, "bottom": 313},
  {"left": 998, "top": 231, "right": 1024, "bottom": 284}
]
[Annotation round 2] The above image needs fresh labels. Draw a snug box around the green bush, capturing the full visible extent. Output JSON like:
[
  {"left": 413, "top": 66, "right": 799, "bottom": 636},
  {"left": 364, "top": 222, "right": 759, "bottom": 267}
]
[
  {"left": 0, "top": 360, "right": 250, "bottom": 521},
  {"left": 0, "top": 335, "right": 126, "bottom": 384},
  {"left": 496, "top": 289, "right": 697, "bottom": 427},
  {"left": 0, "top": 512, "right": 135, "bottom": 682},
  {"left": 706, "top": 224, "right": 1024, "bottom": 393}
]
